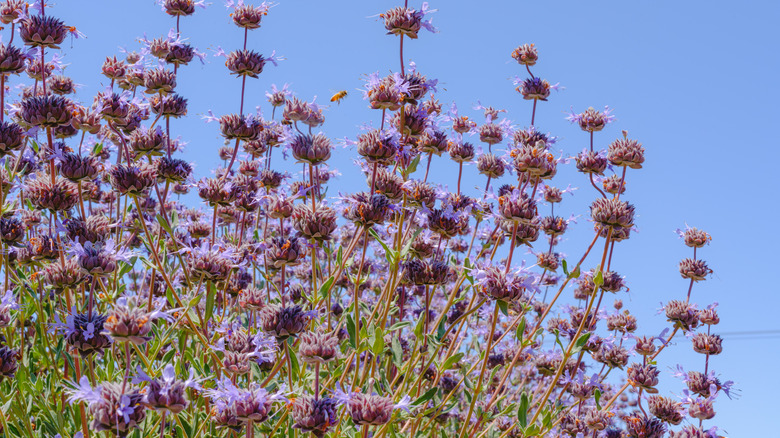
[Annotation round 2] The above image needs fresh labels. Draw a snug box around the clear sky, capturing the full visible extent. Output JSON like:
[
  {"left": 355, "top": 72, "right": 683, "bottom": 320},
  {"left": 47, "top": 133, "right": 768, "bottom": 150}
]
[{"left": 44, "top": 0, "right": 780, "bottom": 435}]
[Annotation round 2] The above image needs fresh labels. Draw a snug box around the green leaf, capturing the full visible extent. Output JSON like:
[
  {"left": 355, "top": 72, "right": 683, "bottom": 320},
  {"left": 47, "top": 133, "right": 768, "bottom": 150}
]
[
  {"left": 391, "top": 336, "right": 403, "bottom": 368},
  {"left": 497, "top": 300, "right": 508, "bottom": 316},
  {"left": 593, "top": 270, "right": 604, "bottom": 287},
  {"left": 288, "top": 342, "right": 300, "bottom": 379},
  {"left": 440, "top": 352, "right": 463, "bottom": 372},
  {"left": 517, "top": 392, "right": 529, "bottom": 428},
  {"left": 318, "top": 276, "right": 335, "bottom": 301},
  {"left": 524, "top": 423, "right": 540, "bottom": 437},
  {"left": 388, "top": 321, "right": 411, "bottom": 332},
  {"left": 92, "top": 142, "right": 104, "bottom": 156},
  {"left": 117, "top": 261, "right": 134, "bottom": 279},
  {"left": 162, "top": 349, "right": 176, "bottom": 364},
  {"left": 412, "top": 387, "right": 437, "bottom": 407},
  {"left": 404, "top": 153, "right": 422, "bottom": 178},
  {"left": 205, "top": 282, "right": 215, "bottom": 322},
  {"left": 413, "top": 312, "right": 426, "bottom": 340},
  {"left": 400, "top": 228, "right": 423, "bottom": 259},
  {"left": 515, "top": 318, "right": 526, "bottom": 343},
  {"left": 157, "top": 214, "right": 173, "bottom": 236},
  {"left": 553, "top": 329, "right": 564, "bottom": 353},
  {"left": 436, "top": 318, "right": 446, "bottom": 341},
  {"left": 170, "top": 209, "right": 179, "bottom": 229},
  {"left": 568, "top": 265, "right": 581, "bottom": 279},
  {"left": 346, "top": 314, "right": 357, "bottom": 349},
  {"left": 571, "top": 333, "right": 592, "bottom": 355},
  {"left": 594, "top": 388, "right": 602, "bottom": 410},
  {"left": 371, "top": 326, "right": 385, "bottom": 355},
  {"left": 561, "top": 259, "right": 569, "bottom": 276},
  {"left": 368, "top": 228, "right": 398, "bottom": 267}
]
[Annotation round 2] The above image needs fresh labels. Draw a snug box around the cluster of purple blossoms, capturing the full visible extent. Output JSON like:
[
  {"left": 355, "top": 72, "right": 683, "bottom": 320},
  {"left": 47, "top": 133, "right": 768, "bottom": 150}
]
[{"left": 0, "top": 1, "right": 731, "bottom": 437}]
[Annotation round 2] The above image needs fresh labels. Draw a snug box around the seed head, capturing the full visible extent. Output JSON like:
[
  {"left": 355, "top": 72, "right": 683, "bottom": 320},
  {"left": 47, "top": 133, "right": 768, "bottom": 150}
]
[
  {"left": 21, "top": 95, "right": 73, "bottom": 128},
  {"left": 668, "top": 426, "right": 709, "bottom": 438},
  {"left": 575, "top": 150, "right": 608, "bottom": 175},
  {"left": 498, "top": 190, "right": 537, "bottom": 224},
  {"left": 65, "top": 313, "right": 112, "bottom": 357},
  {"left": 220, "top": 114, "right": 262, "bottom": 140},
  {"left": 417, "top": 128, "right": 448, "bottom": 155},
  {"left": 343, "top": 192, "right": 393, "bottom": 227},
  {"left": 608, "top": 135, "right": 645, "bottom": 169},
  {"left": 150, "top": 93, "right": 188, "bottom": 118},
  {"left": 163, "top": 0, "right": 197, "bottom": 15},
  {"left": 0, "top": 216, "right": 23, "bottom": 244},
  {"left": 155, "top": 157, "right": 192, "bottom": 182},
  {"left": 198, "top": 178, "right": 239, "bottom": 206},
  {"left": 20, "top": 15, "right": 67, "bottom": 48},
  {"left": 41, "top": 258, "right": 86, "bottom": 290},
  {"left": 678, "top": 258, "right": 712, "bottom": 281},
  {"left": 25, "top": 174, "right": 79, "bottom": 212},
  {"left": 633, "top": 335, "right": 657, "bottom": 356},
  {"left": 232, "top": 3, "right": 268, "bottom": 29},
  {"left": 590, "top": 198, "right": 635, "bottom": 229},
  {"left": 679, "top": 226, "right": 712, "bottom": 248},
  {"left": 357, "top": 129, "right": 398, "bottom": 165},
  {"left": 622, "top": 414, "right": 666, "bottom": 438},
  {"left": 401, "top": 259, "right": 452, "bottom": 286},
  {"left": 381, "top": 6, "right": 425, "bottom": 39},
  {"left": 402, "top": 179, "right": 436, "bottom": 208},
  {"left": 627, "top": 363, "right": 660, "bottom": 393},
  {"left": 105, "top": 303, "right": 154, "bottom": 345},
  {"left": 568, "top": 107, "right": 615, "bottom": 133},
  {"left": 110, "top": 164, "right": 156, "bottom": 196},
  {"left": 101, "top": 56, "right": 126, "bottom": 80},
  {"left": 291, "top": 396, "right": 339, "bottom": 437},
  {"left": 298, "top": 331, "right": 339, "bottom": 364},
  {"left": 259, "top": 304, "right": 311, "bottom": 340},
  {"left": 225, "top": 49, "right": 265, "bottom": 78},
  {"left": 0, "top": 0, "right": 26, "bottom": 25},
  {"left": 90, "top": 382, "right": 147, "bottom": 434},
  {"left": 143, "top": 67, "right": 177, "bottom": 94},
  {"left": 664, "top": 300, "right": 699, "bottom": 331},
  {"left": 687, "top": 397, "right": 715, "bottom": 421},
  {"left": 511, "top": 144, "right": 556, "bottom": 178},
  {"left": 292, "top": 204, "right": 337, "bottom": 242},
  {"left": 0, "top": 43, "right": 29, "bottom": 75},
  {"left": 647, "top": 396, "right": 684, "bottom": 425},
  {"left": 346, "top": 393, "right": 395, "bottom": 426},
  {"left": 518, "top": 77, "right": 552, "bottom": 101},
  {"left": 511, "top": 43, "right": 538, "bottom": 66},
  {"left": 290, "top": 133, "right": 332, "bottom": 165},
  {"left": 264, "top": 237, "right": 304, "bottom": 269},
  {"left": 691, "top": 333, "right": 723, "bottom": 355},
  {"left": 0, "top": 345, "right": 18, "bottom": 378}
]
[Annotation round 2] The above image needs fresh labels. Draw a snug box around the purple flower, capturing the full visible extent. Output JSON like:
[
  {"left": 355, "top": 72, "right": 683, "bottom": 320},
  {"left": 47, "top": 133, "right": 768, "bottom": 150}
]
[
  {"left": 67, "top": 376, "right": 102, "bottom": 406},
  {"left": 0, "top": 290, "right": 19, "bottom": 311}
]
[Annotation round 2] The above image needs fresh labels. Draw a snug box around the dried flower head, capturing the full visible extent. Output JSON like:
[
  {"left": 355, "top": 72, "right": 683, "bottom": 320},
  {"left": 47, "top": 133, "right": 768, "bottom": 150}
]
[
  {"left": 292, "top": 396, "right": 339, "bottom": 437},
  {"left": 511, "top": 43, "right": 538, "bottom": 66}
]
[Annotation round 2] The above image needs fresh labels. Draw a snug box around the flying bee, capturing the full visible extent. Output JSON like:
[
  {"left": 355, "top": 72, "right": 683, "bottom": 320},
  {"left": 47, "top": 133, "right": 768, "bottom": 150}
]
[{"left": 330, "top": 90, "right": 348, "bottom": 105}]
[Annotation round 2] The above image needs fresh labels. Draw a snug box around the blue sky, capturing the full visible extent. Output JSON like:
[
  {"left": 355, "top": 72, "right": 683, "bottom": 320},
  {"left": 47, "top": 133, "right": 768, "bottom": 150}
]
[{"left": 44, "top": 0, "right": 780, "bottom": 435}]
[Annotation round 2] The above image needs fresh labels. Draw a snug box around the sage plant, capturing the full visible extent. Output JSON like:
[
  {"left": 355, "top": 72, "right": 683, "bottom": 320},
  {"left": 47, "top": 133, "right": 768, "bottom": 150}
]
[{"left": 0, "top": 1, "right": 730, "bottom": 437}]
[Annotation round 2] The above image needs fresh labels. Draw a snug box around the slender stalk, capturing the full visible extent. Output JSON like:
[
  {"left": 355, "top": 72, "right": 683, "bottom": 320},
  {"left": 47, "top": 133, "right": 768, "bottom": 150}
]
[{"left": 459, "top": 303, "right": 500, "bottom": 437}]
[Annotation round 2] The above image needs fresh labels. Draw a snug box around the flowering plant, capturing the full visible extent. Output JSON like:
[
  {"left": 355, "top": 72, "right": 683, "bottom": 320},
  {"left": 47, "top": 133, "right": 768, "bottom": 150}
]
[{"left": 0, "top": 1, "right": 730, "bottom": 437}]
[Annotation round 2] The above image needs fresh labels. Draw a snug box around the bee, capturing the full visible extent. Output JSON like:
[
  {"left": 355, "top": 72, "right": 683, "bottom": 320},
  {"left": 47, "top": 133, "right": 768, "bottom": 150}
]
[{"left": 330, "top": 90, "right": 348, "bottom": 105}]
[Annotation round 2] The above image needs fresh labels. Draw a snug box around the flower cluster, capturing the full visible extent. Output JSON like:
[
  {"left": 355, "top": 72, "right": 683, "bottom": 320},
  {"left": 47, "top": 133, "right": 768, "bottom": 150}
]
[{"left": 0, "top": 1, "right": 729, "bottom": 438}]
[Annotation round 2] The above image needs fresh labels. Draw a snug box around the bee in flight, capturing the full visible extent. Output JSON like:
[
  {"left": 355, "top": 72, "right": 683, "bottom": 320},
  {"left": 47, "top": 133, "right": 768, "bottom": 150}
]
[{"left": 330, "top": 90, "right": 348, "bottom": 105}]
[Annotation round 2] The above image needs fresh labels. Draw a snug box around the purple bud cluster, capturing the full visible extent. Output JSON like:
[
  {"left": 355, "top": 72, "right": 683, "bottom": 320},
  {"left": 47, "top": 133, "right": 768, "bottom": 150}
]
[{"left": 0, "top": 1, "right": 729, "bottom": 438}]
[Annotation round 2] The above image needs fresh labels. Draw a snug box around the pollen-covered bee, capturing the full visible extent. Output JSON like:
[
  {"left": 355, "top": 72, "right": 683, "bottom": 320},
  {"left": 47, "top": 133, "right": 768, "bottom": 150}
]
[{"left": 330, "top": 90, "right": 348, "bottom": 105}]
